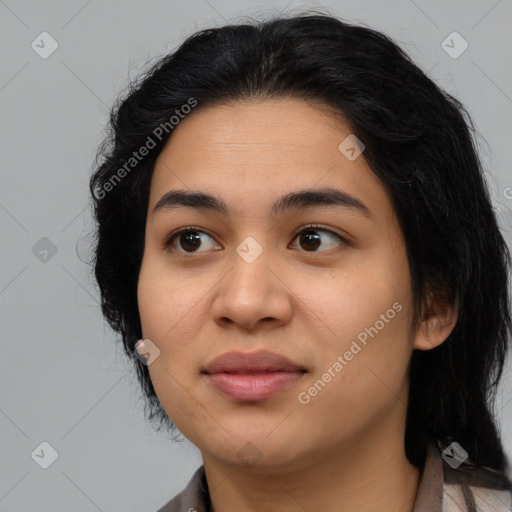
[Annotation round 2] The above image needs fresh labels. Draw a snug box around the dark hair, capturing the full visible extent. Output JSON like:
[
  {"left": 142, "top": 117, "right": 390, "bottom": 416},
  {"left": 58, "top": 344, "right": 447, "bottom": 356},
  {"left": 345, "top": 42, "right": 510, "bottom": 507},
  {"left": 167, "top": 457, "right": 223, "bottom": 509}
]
[{"left": 89, "top": 12, "right": 512, "bottom": 475}]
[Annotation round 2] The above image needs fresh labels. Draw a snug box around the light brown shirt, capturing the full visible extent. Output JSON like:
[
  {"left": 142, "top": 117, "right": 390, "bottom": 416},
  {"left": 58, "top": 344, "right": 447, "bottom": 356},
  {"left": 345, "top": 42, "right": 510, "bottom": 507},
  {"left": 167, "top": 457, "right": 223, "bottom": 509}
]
[{"left": 157, "top": 440, "right": 512, "bottom": 511}]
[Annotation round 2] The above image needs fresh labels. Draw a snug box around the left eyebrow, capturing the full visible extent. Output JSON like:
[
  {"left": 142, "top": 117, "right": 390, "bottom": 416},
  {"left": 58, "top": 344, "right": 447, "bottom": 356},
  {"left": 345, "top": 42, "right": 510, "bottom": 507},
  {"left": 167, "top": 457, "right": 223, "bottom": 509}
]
[{"left": 153, "top": 186, "right": 373, "bottom": 220}]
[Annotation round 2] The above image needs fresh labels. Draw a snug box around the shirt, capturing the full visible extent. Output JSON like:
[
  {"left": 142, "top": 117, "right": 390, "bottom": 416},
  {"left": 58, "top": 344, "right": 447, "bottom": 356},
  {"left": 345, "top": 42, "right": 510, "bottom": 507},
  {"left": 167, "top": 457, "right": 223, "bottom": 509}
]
[{"left": 156, "top": 439, "right": 512, "bottom": 511}]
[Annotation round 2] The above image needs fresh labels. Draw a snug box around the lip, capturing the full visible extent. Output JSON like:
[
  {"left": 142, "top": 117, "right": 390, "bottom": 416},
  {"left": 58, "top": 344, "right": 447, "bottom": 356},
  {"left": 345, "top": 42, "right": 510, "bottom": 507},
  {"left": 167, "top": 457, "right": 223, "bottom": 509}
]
[{"left": 202, "top": 350, "right": 307, "bottom": 402}]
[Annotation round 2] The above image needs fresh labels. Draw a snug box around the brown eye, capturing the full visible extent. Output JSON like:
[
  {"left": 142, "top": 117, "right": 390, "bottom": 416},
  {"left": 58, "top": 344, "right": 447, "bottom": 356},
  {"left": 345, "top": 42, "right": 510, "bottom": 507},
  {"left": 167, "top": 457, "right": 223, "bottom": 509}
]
[
  {"left": 165, "top": 228, "right": 221, "bottom": 253},
  {"left": 298, "top": 230, "right": 322, "bottom": 251},
  {"left": 290, "top": 226, "right": 346, "bottom": 252}
]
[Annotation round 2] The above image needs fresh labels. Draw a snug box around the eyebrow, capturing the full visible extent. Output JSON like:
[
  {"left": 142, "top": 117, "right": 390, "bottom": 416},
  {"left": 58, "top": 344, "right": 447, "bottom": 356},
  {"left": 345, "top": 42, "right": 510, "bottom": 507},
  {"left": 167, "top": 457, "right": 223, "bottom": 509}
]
[{"left": 153, "top": 187, "right": 372, "bottom": 219}]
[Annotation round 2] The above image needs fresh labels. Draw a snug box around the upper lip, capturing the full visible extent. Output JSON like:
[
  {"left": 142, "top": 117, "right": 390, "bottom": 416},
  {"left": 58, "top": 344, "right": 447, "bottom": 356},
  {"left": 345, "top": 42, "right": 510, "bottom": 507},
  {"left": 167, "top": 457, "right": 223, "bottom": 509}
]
[{"left": 202, "top": 350, "right": 307, "bottom": 374}]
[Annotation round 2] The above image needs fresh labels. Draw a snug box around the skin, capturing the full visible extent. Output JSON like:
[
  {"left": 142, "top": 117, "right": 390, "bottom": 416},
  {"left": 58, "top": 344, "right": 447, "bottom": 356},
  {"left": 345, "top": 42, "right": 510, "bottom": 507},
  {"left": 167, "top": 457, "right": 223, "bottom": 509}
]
[{"left": 137, "top": 98, "right": 458, "bottom": 512}]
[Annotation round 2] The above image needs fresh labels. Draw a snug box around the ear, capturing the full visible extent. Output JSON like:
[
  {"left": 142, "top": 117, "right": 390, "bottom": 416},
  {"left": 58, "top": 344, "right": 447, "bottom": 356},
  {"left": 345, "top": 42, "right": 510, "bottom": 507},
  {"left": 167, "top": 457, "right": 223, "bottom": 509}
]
[{"left": 413, "top": 288, "right": 458, "bottom": 351}]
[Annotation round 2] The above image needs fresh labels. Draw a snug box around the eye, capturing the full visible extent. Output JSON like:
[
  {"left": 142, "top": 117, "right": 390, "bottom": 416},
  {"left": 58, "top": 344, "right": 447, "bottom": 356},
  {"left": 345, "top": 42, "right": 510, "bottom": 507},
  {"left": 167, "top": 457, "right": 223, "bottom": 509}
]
[
  {"left": 289, "top": 224, "right": 346, "bottom": 253},
  {"left": 164, "top": 227, "right": 221, "bottom": 254},
  {"left": 164, "top": 224, "right": 347, "bottom": 255}
]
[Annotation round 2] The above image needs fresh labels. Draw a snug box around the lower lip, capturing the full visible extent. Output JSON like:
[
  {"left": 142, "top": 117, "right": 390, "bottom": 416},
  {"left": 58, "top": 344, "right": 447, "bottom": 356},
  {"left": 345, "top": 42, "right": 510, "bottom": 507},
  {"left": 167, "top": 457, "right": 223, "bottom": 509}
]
[{"left": 206, "top": 371, "right": 305, "bottom": 401}]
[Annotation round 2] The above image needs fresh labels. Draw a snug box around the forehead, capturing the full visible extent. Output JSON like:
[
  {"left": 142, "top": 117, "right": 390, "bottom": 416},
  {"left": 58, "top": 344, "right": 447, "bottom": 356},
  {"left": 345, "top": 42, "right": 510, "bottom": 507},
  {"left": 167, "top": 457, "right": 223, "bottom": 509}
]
[{"left": 149, "top": 98, "right": 392, "bottom": 223}]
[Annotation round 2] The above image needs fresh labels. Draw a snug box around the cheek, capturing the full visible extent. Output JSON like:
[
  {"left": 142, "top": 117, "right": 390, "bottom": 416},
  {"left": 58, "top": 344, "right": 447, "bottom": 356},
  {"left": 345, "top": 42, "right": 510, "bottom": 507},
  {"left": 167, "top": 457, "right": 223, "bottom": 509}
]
[
  {"left": 296, "top": 287, "right": 413, "bottom": 434},
  {"left": 137, "top": 261, "right": 202, "bottom": 426},
  {"left": 137, "top": 256, "right": 208, "bottom": 403},
  {"left": 137, "top": 255, "right": 202, "bottom": 342},
  {"left": 137, "top": 265, "right": 171, "bottom": 341},
  {"left": 297, "top": 263, "right": 406, "bottom": 341},
  {"left": 297, "top": 252, "right": 413, "bottom": 387}
]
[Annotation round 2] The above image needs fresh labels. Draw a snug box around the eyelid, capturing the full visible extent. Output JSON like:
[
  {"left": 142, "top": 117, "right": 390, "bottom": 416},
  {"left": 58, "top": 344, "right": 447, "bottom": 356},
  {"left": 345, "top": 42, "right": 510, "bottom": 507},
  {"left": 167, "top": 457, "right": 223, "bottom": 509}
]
[{"left": 290, "top": 224, "right": 347, "bottom": 244}]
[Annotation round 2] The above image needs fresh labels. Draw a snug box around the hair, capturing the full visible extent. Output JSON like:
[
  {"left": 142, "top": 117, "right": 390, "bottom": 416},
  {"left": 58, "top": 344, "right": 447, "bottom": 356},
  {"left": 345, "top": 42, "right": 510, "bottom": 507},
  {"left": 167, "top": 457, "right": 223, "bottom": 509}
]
[{"left": 89, "top": 12, "right": 512, "bottom": 478}]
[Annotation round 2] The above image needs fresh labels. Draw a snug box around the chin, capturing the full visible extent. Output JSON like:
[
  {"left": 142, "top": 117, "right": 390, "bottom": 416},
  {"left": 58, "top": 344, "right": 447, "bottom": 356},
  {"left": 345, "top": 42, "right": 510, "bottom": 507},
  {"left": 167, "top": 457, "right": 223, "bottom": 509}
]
[{"left": 201, "top": 429, "right": 314, "bottom": 471}]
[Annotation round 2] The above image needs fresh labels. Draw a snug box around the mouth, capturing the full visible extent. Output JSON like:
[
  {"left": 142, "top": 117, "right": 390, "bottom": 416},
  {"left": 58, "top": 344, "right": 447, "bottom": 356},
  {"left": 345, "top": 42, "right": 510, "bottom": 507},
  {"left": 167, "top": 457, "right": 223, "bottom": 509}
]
[
  {"left": 204, "top": 371, "right": 306, "bottom": 401},
  {"left": 202, "top": 350, "right": 307, "bottom": 402}
]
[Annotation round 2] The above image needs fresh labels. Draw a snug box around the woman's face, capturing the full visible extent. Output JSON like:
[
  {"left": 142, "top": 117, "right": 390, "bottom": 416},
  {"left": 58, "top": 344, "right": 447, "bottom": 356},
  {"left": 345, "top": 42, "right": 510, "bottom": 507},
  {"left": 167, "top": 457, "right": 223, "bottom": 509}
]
[{"left": 137, "top": 98, "right": 424, "bottom": 471}]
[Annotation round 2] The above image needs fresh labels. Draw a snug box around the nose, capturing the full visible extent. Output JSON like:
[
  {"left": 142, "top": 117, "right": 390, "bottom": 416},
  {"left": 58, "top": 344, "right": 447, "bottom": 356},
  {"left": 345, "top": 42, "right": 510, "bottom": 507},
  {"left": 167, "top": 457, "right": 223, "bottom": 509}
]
[{"left": 210, "top": 247, "right": 294, "bottom": 332}]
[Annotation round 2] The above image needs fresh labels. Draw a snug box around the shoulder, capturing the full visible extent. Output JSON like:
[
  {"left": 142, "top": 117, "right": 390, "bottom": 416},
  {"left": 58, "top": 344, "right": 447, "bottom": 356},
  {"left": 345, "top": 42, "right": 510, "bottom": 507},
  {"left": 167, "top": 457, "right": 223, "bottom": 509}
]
[
  {"left": 443, "top": 477, "right": 512, "bottom": 511},
  {"left": 155, "top": 466, "right": 208, "bottom": 512},
  {"left": 438, "top": 441, "right": 512, "bottom": 511}
]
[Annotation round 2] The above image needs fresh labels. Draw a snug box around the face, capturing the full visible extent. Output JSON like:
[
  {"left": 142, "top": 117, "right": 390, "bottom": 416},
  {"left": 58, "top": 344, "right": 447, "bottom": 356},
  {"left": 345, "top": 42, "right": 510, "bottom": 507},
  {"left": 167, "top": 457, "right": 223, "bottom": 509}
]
[{"left": 137, "top": 98, "right": 422, "bottom": 472}]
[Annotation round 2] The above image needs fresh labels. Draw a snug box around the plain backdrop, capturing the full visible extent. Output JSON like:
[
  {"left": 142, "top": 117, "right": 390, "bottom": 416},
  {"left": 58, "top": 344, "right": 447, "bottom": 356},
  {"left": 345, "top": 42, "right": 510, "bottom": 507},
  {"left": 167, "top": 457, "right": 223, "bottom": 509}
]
[{"left": 1, "top": 0, "right": 512, "bottom": 510}]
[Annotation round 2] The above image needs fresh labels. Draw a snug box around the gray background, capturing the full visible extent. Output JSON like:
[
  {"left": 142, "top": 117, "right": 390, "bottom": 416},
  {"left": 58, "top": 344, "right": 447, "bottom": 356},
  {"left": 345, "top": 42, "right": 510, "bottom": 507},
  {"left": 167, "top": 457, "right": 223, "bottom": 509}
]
[{"left": 1, "top": 0, "right": 511, "bottom": 510}]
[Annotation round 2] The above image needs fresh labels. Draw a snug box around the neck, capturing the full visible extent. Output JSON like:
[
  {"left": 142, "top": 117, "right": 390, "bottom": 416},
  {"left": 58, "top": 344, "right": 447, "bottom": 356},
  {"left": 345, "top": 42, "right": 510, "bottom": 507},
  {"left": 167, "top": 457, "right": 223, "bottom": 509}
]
[{"left": 202, "top": 422, "right": 422, "bottom": 512}]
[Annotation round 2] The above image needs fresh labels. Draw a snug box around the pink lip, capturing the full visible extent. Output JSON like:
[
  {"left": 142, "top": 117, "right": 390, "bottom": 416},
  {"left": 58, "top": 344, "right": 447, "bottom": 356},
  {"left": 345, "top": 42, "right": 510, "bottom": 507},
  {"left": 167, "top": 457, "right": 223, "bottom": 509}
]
[{"left": 202, "top": 350, "right": 307, "bottom": 401}]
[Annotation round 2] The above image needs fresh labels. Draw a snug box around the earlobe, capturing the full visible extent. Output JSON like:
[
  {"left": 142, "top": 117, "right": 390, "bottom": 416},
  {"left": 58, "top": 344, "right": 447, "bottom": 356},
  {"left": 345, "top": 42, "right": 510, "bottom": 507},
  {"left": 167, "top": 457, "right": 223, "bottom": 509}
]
[{"left": 413, "top": 293, "right": 458, "bottom": 351}]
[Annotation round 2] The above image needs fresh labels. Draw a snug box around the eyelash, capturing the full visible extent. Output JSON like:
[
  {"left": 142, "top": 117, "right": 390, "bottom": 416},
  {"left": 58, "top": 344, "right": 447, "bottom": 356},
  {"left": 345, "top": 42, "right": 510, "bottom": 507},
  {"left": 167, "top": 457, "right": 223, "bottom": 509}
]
[{"left": 163, "top": 224, "right": 347, "bottom": 255}]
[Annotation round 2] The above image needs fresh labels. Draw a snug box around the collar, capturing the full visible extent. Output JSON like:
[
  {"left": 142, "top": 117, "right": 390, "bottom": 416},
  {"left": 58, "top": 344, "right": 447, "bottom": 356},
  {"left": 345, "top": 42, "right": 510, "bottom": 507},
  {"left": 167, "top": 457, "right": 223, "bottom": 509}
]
[{"left": 157, "top": 439, "right": 512, "bottom": 512}]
